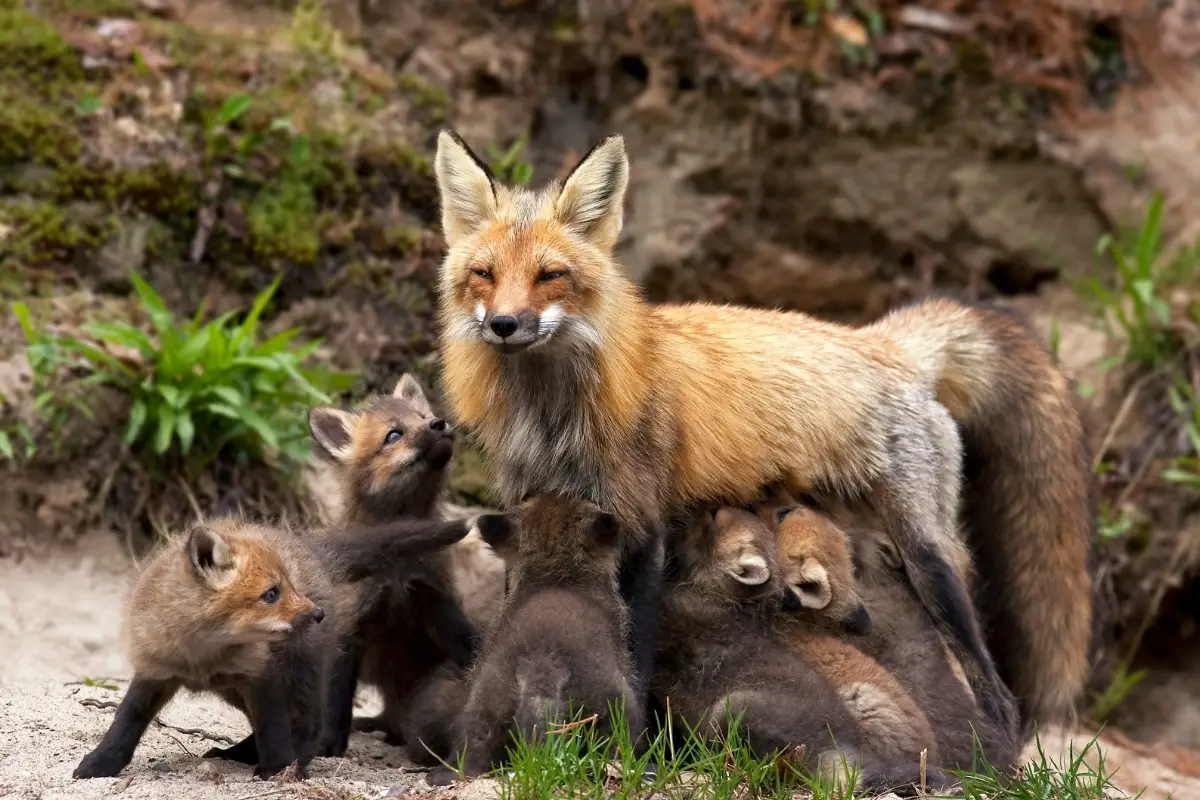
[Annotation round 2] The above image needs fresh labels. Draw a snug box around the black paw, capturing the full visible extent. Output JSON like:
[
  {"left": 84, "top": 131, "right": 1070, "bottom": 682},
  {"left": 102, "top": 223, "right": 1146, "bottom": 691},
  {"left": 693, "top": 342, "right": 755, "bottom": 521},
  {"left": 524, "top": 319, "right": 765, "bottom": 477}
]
[
  {"left": 427, "top": 766, "right": 461, "bottom": 787},
  {"left": 73, "top": 750, "right": 125, "bottom": 779}
]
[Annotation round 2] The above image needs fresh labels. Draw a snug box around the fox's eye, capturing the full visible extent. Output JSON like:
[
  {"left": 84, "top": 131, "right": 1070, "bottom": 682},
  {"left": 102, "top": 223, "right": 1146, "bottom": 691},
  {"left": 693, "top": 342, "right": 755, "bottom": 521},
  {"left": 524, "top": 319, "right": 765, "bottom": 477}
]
[
  {"left": 384, "top": 429, "right": 403, "bottom": 445},
  {"left": 537, "top": 270, "right": 565, "bottom": 283},
  {"left": 471, "top": 268, "right": 492, "bottom": 280},
  {"left": 261, "top": 586, "right": 280, "bottom": 604}
]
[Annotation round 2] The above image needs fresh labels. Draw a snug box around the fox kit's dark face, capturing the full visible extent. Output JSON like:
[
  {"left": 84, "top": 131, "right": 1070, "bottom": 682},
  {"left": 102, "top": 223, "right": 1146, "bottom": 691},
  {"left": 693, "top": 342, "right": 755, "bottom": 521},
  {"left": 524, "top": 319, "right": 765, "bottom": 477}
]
[
  {"left": 473, "top": 493, "right": 623, "bottom": 593},
  {"left": 774, "top": 505, "right": 871, "bottom": 636},
  {"left": 433, "top": 130, "right": 631, "bottom": 356},
  {"left": 308, "top": 374, "right": 455, "bottom": 503},
  {"left": 188, "top": 519, "right": 324, "bottom": 644}
]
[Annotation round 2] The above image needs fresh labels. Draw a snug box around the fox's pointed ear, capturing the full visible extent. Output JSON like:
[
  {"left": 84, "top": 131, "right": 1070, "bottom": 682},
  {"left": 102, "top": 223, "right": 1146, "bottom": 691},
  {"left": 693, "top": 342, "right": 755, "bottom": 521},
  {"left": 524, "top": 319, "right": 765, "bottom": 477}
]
[
  {"left": 188, "top": 526, "right": 235, "bottom": 589},
  {"left": 435, "top": 129, "right": 498, "bottom": 247},
  {"left": 308, "top": 407, "right": 355, "bottom": 463},
  {"left": 393, "top": 373, "right": 431, "bottom": 411},
  {"left": 555, "top": 134, "right": 629, "bottom": 252},
  {"left": 476, "top": 513, "right": 518, "bottom": 560}
]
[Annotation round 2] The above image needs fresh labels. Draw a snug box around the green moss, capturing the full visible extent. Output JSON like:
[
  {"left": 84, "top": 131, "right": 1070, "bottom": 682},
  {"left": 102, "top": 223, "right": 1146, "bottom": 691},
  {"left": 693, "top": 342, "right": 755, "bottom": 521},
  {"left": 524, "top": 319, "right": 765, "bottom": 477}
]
[
  {"left": 1, "top": 198, "right": 112, "bottom": 269},
  {"left": 0, "top": 8, "right": 80, "bottom": 76},
  {"left": 398, "top": 73, "right": 449, "bottom": 112},
  {"left": 246, "top": 177, "right": 323, "bottom": 264},
  {"left": 0, "top": 84, "right": 84, "bottom": 166}
]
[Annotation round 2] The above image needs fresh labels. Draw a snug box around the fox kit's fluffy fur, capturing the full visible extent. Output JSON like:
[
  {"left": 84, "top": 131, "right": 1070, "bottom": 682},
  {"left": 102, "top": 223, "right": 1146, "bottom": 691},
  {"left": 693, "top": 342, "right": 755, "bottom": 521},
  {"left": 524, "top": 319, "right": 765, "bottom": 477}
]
[
  {"left": 306, "top": 374, "right": 497, "bottom": 764},
  {"left": 432, "top": 129, "right": 1095, "bottom": 731},
  {"left": 73, "top": 514, "right": 475, "bottom": 781},
  {"left": 657, "top": 506, "right": 947, "bottom": 796},
  {"left": 435, "top": 494, "right": 643, "bottom": 783},
  {"left": 73, "top": 516, "right": 335, "bottom": 781},
  {"left": 780, "top": 499, "right": 1020, "bottom": 772},
  {"left": 764, "top": 502, "right": 940, "bottom": 769}
]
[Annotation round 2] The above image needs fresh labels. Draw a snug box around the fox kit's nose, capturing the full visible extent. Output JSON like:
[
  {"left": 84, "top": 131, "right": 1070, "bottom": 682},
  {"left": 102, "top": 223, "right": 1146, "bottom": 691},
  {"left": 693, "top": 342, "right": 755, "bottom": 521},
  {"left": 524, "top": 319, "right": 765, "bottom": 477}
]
[
  {"left": 490, "top": 315, "right": 519, "bottom": 338},
  {"left": 310, "top": 607, "right": 325, "bottom": 624},
  {"left": 429, "top": 418, "right": 447, "bottom": 432}
]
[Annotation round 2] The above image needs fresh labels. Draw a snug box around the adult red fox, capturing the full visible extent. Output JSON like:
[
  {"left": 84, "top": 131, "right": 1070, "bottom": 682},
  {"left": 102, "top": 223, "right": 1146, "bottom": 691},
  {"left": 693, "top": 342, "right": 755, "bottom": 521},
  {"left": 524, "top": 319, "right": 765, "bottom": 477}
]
[{"left": 431, "top": 129, "right": 1095, "bottom": 733}]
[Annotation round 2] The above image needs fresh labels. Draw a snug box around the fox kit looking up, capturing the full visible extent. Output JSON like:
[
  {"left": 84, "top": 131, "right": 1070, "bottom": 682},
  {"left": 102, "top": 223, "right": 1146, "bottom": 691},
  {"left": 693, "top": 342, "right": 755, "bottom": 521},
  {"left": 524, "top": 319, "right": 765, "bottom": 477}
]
[
  {"left": 433, "top": 129, "right": 1095, "bottom": 732},
  {"left": 306, "top": 373, "right": 484, "bottom": 763},
  {"left": 430, "top": 493, "right": 643, "bottom": 785}
]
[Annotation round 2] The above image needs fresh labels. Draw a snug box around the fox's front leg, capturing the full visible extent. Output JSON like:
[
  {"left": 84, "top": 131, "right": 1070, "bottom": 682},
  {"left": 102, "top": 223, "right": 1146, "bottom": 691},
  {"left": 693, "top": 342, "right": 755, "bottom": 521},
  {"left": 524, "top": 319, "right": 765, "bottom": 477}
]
[
  {"left": 320, "top": 638, "right": 363, "bottom": 757},
  {"left": 246, "top": 677, "right": 298, "bottom": 779},
  {"left": 74, "top": 676, "right": 180, "bottom": 778},
  {"left": 618, "top": 527, "right": 664, "bottom": 717},
  {"left": 287, "top": 646, "right": 327, "bottom": 776}
]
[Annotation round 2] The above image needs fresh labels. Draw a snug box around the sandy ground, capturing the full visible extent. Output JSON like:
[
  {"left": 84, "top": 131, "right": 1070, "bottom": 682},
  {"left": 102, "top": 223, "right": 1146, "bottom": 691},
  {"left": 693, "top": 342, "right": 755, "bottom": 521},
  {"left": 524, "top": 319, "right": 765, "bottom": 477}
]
[{"left": 2, "top": 529, "right": 1199, "bottom": 800}]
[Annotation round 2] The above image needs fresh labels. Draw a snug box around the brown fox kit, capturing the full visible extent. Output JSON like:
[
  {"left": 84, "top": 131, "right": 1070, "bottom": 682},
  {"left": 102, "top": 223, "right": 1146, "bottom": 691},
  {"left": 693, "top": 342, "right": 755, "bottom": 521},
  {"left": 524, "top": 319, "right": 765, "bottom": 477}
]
[
  {"left": 655, "top": 506, "right": 948, "bottom": 796},
  {"left": 432, "top": 129, "right": 1095, "bottom": 733},
  {"left": 763, "top": 501, "right": 941, "bottom": 769},
  {"left": 73, "top": 514, "right": 472, "bottom": 781},
  {"left": 776, "top": 498, "right": 1020, "bottom": 772},
  {"left": 304, "top": 373, "right": 484, "bottom": 764},
  {"left": 430, "top": 494, "right": 644, "bottom": 785}
]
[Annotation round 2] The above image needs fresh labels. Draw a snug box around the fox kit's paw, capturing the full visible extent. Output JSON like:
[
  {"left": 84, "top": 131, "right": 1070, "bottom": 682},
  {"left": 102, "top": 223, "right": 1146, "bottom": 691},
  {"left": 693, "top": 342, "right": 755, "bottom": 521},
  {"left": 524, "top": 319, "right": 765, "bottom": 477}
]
[
  {"left": 73, "top": 749, "right": 126, "bottom": 779},
  {"left": 253, "top": 759, "right": 306, "bottom": 781},
  {"left": 203, "top": 735, "right": 259, "bottom": 765},
  {"left": 427, "top": 766, "right": 462, "bottom": 786}
]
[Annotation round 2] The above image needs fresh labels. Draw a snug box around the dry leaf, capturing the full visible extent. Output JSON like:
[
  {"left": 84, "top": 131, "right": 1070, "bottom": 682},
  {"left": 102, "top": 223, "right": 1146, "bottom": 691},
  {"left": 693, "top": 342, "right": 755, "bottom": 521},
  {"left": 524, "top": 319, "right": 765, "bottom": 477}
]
[{"left": 826, "top": 14, "right": 869, "bottom": 47}]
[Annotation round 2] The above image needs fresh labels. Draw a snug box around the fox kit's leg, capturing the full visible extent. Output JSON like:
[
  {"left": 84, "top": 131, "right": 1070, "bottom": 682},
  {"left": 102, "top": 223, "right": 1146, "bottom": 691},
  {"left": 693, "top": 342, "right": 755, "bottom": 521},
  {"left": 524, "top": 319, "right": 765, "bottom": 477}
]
[
  {"left": 287, "top": 646, "right": 327, "bottom": 776},
  {"left": 320, "top": 637, "right": 363, "bottom": 757},
  {"left": 618, "top": 525, "right": 665, "bottom": 737},
  {"left": 203, "top": 734, "right": 259, "bottom": 764},
  {"left": 73, "top": 677, "right": 180, "bottom": 779},
  {"left": 422, "top": 590, "right": 479, "bottom": 669},
  {"left": 246, "top": 676, "right": 298, "bottom": 779},
  {"left": 874, "top": 401, "right": 1016, "bottom": 736}
]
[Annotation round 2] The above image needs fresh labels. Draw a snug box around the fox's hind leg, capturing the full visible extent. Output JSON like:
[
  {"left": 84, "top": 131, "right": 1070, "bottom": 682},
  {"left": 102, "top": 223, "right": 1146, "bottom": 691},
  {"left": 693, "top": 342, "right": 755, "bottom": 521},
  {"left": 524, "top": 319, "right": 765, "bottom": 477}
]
[{"left": 874, "top": 398, "right": 1017, "bottom": 737}]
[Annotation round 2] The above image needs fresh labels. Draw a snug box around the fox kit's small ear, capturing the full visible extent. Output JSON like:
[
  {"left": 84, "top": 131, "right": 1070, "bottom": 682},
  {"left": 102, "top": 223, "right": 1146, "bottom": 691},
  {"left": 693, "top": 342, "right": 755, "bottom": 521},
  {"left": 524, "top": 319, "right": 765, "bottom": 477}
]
[
  {"left": 729, "top": 551, "right": 770, "bottom": 586},
  {"left": 555, "top": 134, "right": 629, "bottom": 252},
  {"left": 393, "top": 373, "right": 431, "bottom": 410},
  {"left": 435, "top": 129, "right": 498, "bottom": 247},
  {"left": 589, "top": 511, "right": 622, "bottom": 550},
  {"left": 309, "top": 407, "right": 355, "bottom": 463},
  {"left": 791, "top": 558, "right": 832, "bottom": 610},
  {"left": 188, "top": 526, "right": 235, "bottom": 589},
  {"left": 477, "top": 513, "right": 517, "bottom": 559}
]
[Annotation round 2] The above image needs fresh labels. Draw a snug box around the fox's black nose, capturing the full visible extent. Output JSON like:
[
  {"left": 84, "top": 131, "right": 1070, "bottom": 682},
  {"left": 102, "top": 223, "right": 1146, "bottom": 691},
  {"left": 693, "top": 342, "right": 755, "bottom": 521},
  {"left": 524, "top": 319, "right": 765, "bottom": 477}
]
[
  {"left": 429, "top": 418, "right": 447, "bottom": 432},
  {"left": 490, "top": 316, "right": 519, "bottom": 339},
  {"left": 311, "top": 607, "right": 325, "bottom": 624}
]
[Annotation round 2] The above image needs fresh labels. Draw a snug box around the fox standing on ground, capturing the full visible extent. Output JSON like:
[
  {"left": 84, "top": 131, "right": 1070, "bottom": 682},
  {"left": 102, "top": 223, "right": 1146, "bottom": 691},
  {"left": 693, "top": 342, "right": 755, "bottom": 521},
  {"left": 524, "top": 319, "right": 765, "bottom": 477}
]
[
  {"left": 304, "top": 373, "right": 488, "bottom": 763},
  {"left": 431, "top": 128, "right": 1095, "bottom": 732},
  {"left": 73, "top": 514, "right": 472, "bottom": 780}
]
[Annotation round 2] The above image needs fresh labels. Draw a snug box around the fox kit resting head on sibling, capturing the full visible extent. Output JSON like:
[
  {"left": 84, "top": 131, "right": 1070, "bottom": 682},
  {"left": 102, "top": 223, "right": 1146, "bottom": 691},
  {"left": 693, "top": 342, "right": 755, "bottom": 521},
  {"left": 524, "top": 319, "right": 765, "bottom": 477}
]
[
  {"left": 433, "top": 129, "right": 1096, "bottom": 736},
  {"left": 430, "top": 493, "right": 643, "bottom": 785},
  {"left": 74, "top": 517, "right": 335, "bottom": 781},
  {"left": 304, "top": 373, "right": 500, "bottom": 764}
]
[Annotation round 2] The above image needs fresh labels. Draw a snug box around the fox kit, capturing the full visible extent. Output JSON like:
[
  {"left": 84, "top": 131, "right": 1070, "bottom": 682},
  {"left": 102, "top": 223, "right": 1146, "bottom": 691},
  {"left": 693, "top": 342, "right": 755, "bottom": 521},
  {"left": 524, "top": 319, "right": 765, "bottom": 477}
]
[
  {"left": 305, "top": 373, "right": 491, "bottom": 764},
  {"left": 432, "top": 129, "right": 1095, "bottom": 732},
  {"left": 655, "top": 506, "right": 948, "bottom": 796},
  {"left": 762, "top": 502, "right": 940, "bottom": 769},
  {"left": 431, "top": 493, "right": 644, "bottom": 784},
  {"left": 73, "top": 514, "right": 475, "bottom": 781},
  {"left": 73, "top": 517, "right": 332, "bottom": 781},
  {"left": 779, "top": 499, "right": 1019, "bottom": 772}
]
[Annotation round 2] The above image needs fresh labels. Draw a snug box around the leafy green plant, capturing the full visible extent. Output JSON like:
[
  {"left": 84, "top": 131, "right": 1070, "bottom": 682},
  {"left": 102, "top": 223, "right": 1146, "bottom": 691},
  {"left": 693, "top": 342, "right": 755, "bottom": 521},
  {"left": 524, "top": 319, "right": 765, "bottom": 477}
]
[
  {"left": 7, "top": 273, "right": 355, "bottom": 472},
  {"left": 487, "top": 134, "right": 534, "bottom": 186},
  {"left": 1091, "top": 662, "right": 1149, "bottom": 726}
]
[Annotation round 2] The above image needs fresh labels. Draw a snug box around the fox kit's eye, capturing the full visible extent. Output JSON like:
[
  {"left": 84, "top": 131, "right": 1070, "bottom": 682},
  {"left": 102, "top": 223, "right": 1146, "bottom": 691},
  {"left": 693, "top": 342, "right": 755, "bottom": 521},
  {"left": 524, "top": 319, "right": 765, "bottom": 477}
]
[
  {"left": 261, "top": 586, "right": 280, "bottom": 604},
  {"left": 471, "top": 267, "right": 492, "bottom": 280},
  {"left": 384, "top": 429, "right": 403, "bottom": 445},
  {"left": 537, "top": 270, "right": 565, "bottom": 283}
]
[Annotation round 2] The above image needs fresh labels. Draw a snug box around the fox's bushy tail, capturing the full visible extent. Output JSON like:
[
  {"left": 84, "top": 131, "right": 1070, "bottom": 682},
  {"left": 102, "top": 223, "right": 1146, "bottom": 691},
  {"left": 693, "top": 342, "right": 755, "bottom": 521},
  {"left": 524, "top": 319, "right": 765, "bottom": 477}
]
[{"left": 868, "top": 296, "right": 1098, "bottom": 733}]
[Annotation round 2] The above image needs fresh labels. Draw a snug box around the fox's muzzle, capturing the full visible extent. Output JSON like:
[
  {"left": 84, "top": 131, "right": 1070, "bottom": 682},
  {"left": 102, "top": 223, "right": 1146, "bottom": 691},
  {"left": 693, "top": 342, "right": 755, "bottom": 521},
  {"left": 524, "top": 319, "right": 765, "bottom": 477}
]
[{"left": 482, "top": 308, "right": 551, "bottom": 353}]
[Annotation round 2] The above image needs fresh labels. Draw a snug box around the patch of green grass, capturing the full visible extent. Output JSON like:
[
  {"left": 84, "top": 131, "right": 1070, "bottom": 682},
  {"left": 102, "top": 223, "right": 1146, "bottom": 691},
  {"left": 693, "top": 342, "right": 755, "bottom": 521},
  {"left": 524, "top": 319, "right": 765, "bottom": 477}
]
[
  {"left": 7, "top": 273, "right": 356, "bottom": 472},
  {"left": 433, "top": 702, "right": 1133, "bottom": 800}
]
